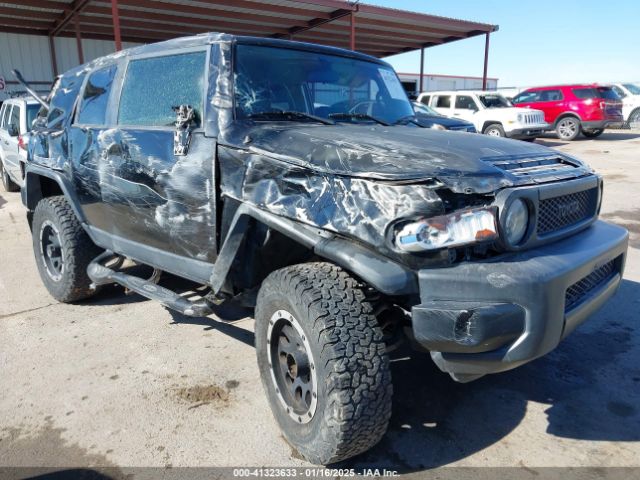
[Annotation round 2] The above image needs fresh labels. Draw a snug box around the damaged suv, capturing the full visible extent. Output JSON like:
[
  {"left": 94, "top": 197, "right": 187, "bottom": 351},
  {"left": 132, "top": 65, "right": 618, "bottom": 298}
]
[{"left": 17, "top": 34, "right": 628, "bottom": 464}]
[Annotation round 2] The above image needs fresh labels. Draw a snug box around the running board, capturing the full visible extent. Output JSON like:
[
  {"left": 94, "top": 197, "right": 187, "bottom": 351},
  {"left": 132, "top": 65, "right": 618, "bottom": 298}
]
[{"left": 87, "top": 251, "right": 214, "bottom": 317}]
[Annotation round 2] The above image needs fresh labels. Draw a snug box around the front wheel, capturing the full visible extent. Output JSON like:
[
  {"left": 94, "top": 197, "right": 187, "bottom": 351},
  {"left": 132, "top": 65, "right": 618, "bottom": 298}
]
[
  {"left": 555, "top": 117, "right": 581, "bottom": 140},
  {"left": 31, "top": 196, "right": 102, "bottom": 302},
  {"left": 582, "top": 128, "right": 604, "bottom": 138},
  {"left": 483, "top": 123, "right": 506, "bottom": 137},
  {"left": 1, "top": 160, "right": 19, "bottom": 192},
  {"left": 255, "top": 263, "right": 392, "bottom": 464},
  {"left": 628, "top": 109, "right": 640, "bottom": 129}
]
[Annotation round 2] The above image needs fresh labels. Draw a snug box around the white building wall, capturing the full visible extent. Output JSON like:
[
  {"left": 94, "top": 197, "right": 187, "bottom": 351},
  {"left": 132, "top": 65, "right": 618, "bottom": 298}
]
[
  {"left": 398, "top": 73, "right": 499, "bottom": 95},
  {"left": 0, "top": 32, "right": 140, "bottom": 101}
]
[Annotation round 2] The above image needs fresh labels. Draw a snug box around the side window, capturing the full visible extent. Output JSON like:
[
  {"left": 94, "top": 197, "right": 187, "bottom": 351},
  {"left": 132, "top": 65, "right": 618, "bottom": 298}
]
[
  {"left": 455, "top": 95, "right": 477, "bottom": 111},
  {"left": 435, "top": 95, "right": 451, "bottom": 108},
  {"left": 0, "top": 104, "right": 9, "bottom": 129},
  {"left": 539, "top": 89, "right": 563, "bottom": 102},
  {"left": 77, "top": 65, "right": 117, "bottom": 125},
  {"left": 420, "top": 95, "right": 430, "bottom": 106},
  {"left": 513, "top": 91, "right": 540, "bottom": 103},
  {"left": 8, "top": 105, "right": 20, "bottom": 135},
  {"left": 118, "top": 51, "right": 206, "bottom": 127}
]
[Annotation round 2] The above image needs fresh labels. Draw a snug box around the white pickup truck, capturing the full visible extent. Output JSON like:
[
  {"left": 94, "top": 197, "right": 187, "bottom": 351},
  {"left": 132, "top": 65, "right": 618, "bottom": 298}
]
[
  {"left": 610, "top": 83, "right": 640, "bottom": 128},
  {"left": 417, "top": 90, "right": 548, "bottom": 141}
]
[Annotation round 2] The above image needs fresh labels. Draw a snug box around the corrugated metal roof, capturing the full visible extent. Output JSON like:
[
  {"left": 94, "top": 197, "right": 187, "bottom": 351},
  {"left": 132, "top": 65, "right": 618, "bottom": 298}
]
[{"left": 0, "top": 0, "right": 497, "bottom": 58}]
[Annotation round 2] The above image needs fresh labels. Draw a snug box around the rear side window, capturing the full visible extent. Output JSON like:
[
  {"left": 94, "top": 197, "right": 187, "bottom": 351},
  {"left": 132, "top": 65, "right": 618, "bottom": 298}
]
[
  {"left": 0, "top": 104, "right": 9, "bottom": 129},
  {"left": 435, "top": 95, "right": 451, "bottom": 108},
  {"left": 118, "top": 51, "right": 206, "bottom": 127},
  {"left": 573, "top": 87, "right": 619, "bottom": 100},
  {"left": 77, "top": 65, "right": 117, "bottom": 125}
]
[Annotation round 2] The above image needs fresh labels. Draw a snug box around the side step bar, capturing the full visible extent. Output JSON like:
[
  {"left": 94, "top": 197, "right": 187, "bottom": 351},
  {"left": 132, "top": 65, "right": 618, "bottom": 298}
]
[{"left": 87, "top": 251, "right": 214, "bottom": 317}]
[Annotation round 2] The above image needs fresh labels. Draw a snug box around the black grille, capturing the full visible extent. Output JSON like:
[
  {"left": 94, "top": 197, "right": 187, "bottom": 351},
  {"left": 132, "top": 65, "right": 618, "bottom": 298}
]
[
  {"left": 537, "top": 188, "right": 598, "bottom": 236},
  {"left": 565, "top": 259, "right": 617, "bottom": 311}
]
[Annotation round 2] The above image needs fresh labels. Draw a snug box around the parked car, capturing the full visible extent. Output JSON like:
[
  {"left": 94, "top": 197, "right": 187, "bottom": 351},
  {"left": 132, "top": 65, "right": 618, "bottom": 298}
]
[
  {"left": 412, "top": 101, "right": 476, "bottom": 132},
  {"left": 0, "top": 96, "right": 40, "bottom": 191},
  {"left": 16, "top": 34, "right": 628, "bottom": 465},
  {"left": 610, "top": 83, "right": 640, "bottom": 127},
  {"left": 417, "top": 90, "right": 548, "bottom": 140},
  {"left": 512, "top": 85, "right": 623, "bottom": 140}
]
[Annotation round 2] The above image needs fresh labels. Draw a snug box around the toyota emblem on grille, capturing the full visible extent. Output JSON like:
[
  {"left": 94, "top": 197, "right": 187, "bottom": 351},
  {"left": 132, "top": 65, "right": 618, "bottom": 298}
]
[{"left": 556, "top": 199, "right": 582, "bottom": 219}]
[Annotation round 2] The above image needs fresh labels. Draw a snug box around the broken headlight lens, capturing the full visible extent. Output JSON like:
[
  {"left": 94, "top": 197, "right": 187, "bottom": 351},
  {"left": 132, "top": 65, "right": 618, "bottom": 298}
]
[{"left": 395, "top": 207, "right": 498, "bottom": 252}]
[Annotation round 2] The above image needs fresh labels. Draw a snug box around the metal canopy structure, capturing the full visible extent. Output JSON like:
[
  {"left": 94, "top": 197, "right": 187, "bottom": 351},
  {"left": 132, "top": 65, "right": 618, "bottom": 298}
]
[{"left": 0, "top": 0, "right": 498, "bottom": 89}]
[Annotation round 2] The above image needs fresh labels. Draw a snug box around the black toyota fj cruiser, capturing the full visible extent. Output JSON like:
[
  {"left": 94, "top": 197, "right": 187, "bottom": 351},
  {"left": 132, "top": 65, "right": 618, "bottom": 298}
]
[{"left": 16, "top": 34, "right": 628, "bottom": 464}]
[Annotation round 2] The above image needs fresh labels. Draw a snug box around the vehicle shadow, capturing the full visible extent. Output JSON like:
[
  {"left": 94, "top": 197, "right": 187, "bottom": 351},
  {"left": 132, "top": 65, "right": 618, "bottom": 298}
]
[
  {"left": 166, "top": 305, "right": 255, "bottom": 347},
  {"left": 345, "top": 278, "right": 640, "bottom": 472}
]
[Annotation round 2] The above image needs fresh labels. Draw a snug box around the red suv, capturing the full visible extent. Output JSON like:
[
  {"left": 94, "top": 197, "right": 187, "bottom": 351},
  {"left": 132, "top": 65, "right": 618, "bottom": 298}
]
[{"left": 512, "top": 85, "right": 623, "bottom": 140}]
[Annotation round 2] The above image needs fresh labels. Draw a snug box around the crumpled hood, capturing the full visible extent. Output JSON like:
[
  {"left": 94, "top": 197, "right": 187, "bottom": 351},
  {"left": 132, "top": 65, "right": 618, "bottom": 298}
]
[{"left": 223, "top": 123, "right": 591, "bottom": 193}]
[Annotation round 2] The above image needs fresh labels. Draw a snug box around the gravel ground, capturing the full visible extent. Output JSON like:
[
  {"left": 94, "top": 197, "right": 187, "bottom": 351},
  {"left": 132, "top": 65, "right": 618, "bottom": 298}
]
[{"left": 0, "top": 131, "right": 639, "bottom": 477}]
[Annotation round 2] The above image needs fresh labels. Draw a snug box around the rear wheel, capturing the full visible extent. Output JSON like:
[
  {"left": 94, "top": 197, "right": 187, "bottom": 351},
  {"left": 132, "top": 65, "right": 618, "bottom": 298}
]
[
  {"left": 555, "top": 117, "right": 581, "bottom": 140},
  {"left": 582, "top": 128, "right": 604, "bottom": 138},
  {"left": 31, "top": 196, "right": 102, "bottom": 302},
  {"left": 483, "top": 123, "right": 506, "bottom": 137},
  {"left": 255, "top": 262, "right": 392, "bottom": 464},
  {"left": 1, "top": 160, "right": 19, "bottom": 192}
]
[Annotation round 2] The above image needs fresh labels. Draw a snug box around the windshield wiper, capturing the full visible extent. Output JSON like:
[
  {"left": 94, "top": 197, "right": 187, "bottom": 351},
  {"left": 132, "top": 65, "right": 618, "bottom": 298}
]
[
  {"left": 328, "top": 112, "right": 390, "bottom": 126},
  {"left": 247, "top": 110, "right": 334, "bottom": 125}
]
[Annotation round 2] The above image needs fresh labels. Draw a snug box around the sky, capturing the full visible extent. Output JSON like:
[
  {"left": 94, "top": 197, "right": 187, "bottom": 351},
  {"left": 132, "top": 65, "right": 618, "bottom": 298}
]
[{"left": 364, "top": 0, "right": 639, "bottom": 88}]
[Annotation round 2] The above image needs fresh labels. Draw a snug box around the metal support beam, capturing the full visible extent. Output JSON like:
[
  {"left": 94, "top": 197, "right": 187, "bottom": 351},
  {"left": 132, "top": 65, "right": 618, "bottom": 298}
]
[
  {"left": 74, "top": 14, "right": 84, "bottom": 64},
  {"left": 349, "top": 11, "right": 355, "bottom": 50},
  {"left": 48, "top": 35, "right": 58, "bottom": 77},
  {"left": 111, "top": 0, "right": 122, "bottom": 51},
  {"left": 419, "top": 47, "right": 425, "bottom": 93},
  {"left": 49, "top": 0, "right": 91, "bottom": 37},
  {"left": 482, "top": 32, "right": 490, "bottom": 91}
]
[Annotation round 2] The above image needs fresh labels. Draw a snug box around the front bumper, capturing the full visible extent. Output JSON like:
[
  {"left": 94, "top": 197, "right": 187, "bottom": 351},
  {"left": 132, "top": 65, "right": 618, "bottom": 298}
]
[
  {"left": 411, "top": 220, "right": 628, "bottom": 381},
  {"left": 506, "top": 123, "right": 549, "bottom": 138}
]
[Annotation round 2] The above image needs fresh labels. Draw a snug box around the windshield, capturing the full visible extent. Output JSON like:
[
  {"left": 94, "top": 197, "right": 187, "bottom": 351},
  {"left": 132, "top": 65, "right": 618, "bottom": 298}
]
[
  {"left": 623, "top": 83, "right": 640, "bottom": 95},
  {"left": 477, "top": 94, "right": 512, "bottom": 108},
  {"left": 413, "top": 102, "right": 440, "bottom": 116},
  {"left": 234, "top": 44, "right": 414, "bottom": 125}
]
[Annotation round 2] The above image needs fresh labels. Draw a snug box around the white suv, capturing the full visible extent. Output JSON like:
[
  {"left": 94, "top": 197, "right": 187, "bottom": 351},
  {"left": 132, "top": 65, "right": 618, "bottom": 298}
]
[
  {"left": 0, "top": 97, "right": 40, "bottom": 191},
  {"left": 610, "top": 83, "right": 640, "bottom": 127},
  {"left": 417, "top": 90, "right": 548, "bottom": 140}
]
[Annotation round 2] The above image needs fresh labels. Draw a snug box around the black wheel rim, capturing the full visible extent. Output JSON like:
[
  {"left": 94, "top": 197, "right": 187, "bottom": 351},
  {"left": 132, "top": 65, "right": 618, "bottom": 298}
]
[
  {"left": 40, "top": 220, "right": 64, "bottom": 281},
  {"left": 267, "top": 309, "right": 318, "bottom": 424}
]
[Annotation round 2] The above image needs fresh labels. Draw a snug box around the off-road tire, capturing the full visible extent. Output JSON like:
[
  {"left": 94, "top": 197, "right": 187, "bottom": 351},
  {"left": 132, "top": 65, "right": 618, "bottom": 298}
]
[
  {"left": 31, "top": 196, "right": 102, "bottom": 302},
  {"left": 555, "top": 116, "right": 581, "bottom": 141},
  {"left": 483, "top": 123, "right": 505, "bottom": 137},
  {"left": 582, "top": 128, "right": 604, "bottom": 138},
  {"left": 1, "top": 160, "right": 19, "bottom": 192},
  {"left": 255, "top": 262, "right": 392, "bottom": 464}
]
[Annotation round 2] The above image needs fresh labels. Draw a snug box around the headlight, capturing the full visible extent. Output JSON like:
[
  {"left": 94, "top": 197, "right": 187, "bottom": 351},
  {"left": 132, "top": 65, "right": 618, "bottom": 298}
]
[
  {"left": 395, "top": 207, "right": 498, "bottom": 252},
  {"left": 517, "top": 113, "right": 524, "bottom": 123},
  {"left": 503, "top": 198, "right": 529, "bottom": 245},
  {"left": 430, "top": 123, "right": 446, "bottom": 130}
]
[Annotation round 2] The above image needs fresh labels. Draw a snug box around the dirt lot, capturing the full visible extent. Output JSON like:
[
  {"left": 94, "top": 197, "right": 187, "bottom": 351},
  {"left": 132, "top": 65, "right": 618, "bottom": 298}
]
[{"left": 1, "top": 131, "right": 639, "bottom": 476}]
